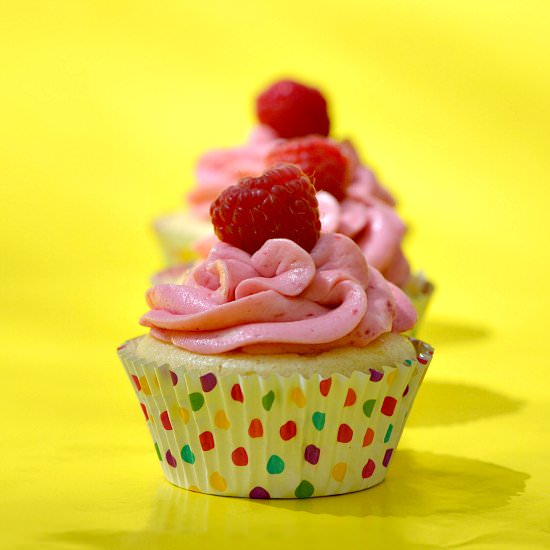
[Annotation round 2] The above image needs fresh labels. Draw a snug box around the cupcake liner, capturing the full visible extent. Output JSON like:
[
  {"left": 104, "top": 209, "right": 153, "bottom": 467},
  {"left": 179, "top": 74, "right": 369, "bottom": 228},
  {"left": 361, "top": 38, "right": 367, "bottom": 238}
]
[
  {"left": 154, "top": 211, "right": 208, "bottom": 265},
  {"left": 117, "top": 337, "right": 433, "bottom": 499},
  {"left": 405, "top": 271, "right": 435, "bottom": 335}
]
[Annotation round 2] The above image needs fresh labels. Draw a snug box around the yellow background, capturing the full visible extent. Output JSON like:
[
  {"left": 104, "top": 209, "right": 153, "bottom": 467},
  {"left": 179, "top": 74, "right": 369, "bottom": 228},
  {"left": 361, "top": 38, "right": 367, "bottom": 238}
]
[{"left": 2, "top": 1, "right": 549, "bottom": 548}]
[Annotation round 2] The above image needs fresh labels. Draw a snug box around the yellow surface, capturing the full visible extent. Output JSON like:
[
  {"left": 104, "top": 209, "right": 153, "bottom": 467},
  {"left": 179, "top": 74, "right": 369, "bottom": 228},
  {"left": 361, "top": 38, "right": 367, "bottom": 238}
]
[{"left": 1, "top": 1, "right": 549, "bottom": 548}]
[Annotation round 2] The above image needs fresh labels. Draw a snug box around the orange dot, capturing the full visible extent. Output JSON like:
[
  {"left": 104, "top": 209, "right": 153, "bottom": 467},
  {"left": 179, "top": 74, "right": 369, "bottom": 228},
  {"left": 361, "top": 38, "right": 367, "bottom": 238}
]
[
  {"left": 344, "top": 388, "right": 357, "bottom": 407},
  {"left": 248, "top": 418, "right": 263, "bottom": 438},
  {"left": 178, "top": 407, "right": 190, "bottom": 424},
  {"left": 362, "top": 428, "right": 375, "bottom": 447}
]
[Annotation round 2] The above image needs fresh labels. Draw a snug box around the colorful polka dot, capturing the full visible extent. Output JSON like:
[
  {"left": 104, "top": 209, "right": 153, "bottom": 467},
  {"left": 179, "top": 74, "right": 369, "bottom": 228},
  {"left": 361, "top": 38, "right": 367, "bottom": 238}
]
[
  {"left": 178, "top": 407, "right": 190, "bottom": 424},
  {"left": 312, "top": 411, "right": 326, "bottom": 431},
  {"left": 362, "top": 428, "right": 375, "bottom": 447},
  {"left": 249, "top": 487, "right": 270, "bottom": 499},
  {"left": 200, "top": 373, "right": 217, "bottom": 392},
  {"left": 215, "top": 410, "right": 231, "bottom": 429},
  {"left": 231, "top": 447, "right": 249, "bottom": 466},
  {"left": 384, "top": 424, "right": 393, "bottom": 443},
  {"left": 231, "top": 384, "right": 244, "bottom": 403},
  {"left": 169, "top": 370, "right": 178, "bottom": 386},
  {"left": 291, "top": 387, "right": 307, "bottom": 408},
  {"left": 139, "top": 376, "right": 152, "bottom": 395},
  {"left": 165, "top": 450, "right": 177, "bottom": 468},
  {"left": 181, "top": 444, "right": 195, "bottom": 464},
  {"left": 417, "top": 355, "right": 429, "bottom": 365},
  {"left": 362, "top": 399, "right": 376, "bottom": 418},
  {"left": 280, "top": 420, "right": 297, "bottom": 441},
  {"left": 131, "top": 375, "right": 141, "bottom": 391},
  {"left": 319, "top": 377, "right": 332, "bottom": 396},
  {"left": 344, "top": 389, "right": 357, "bottom": 407},
  {"left": 402, "top": 384, "right": 410, "bottom": 397},
  {"left": 154, "top": 442, "right": 161, "bottom": 461},
  {"left": 381, "top": 396, "right": 397, "bottom": 416},
  {"left": 304, "top": 445, "right": 320, "bottom": 465},
  {"left": 332, "top": 463, "right": 347, "bottom": 481},
  {"left": 160, "top": 411, "right": 172, "bottom": 431},
  {"left": 199, "top": 431, "right": 215, "bottom": 451},
  {"left": 266, "top": 454, "right": 285, "bottom": 474},
  {"left": 248, "top": 418, "right": 264, "bottom": 438},
  {"left": 369, "top": 369, "right": 384, "bottom": 382},
  {"left": 362, "top": 459, "right": 375, "bottom": 478},
  {"left": 383, "top": 448, "right": 394, "bottom": 467},
  {"left": 337, "top": 424, "right": 353, "bottom": 443},
  {"left": 295, "top": 480, "right": 314, "bottom": 498},
  {"left": 189, "top": 392, "right": 205, "bottom": 411},
  {"left": 210, "top": 472, "right": 227, "bottom": 492},
  {"left": 188, "top": 485, "right": 201, "bottom": 493},
  {"left": 404, "top": 359, "right": 413, "bottom": 366},
  {"left": 140, "top": 403, "right": 148, "bottom": 420},
  {"left": 262, "top": 390, "right": 275, "bottom": 411},
  {"left": 386, "top": 370, "right": 397, "bottom": 385}
]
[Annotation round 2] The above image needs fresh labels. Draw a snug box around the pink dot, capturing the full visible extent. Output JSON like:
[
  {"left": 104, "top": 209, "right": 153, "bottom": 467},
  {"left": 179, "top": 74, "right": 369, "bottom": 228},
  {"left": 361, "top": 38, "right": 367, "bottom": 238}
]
[
  {"left": 165, "top": 450, "right": 177, "bottom": 467},
  {"left": 249, "top": 487, "right": 270, "bottom": 499},
  {"left": 200, "top": 373, "right": 217, "bottom": 392},
  {"left": 304, "top": 445, "right": 320, "bottom": 465}
]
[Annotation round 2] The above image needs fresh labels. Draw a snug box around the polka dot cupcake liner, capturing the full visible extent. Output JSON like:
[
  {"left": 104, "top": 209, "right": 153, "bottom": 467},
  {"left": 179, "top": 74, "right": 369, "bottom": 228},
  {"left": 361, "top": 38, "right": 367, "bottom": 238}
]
[{"left": 117, "top": 338, "right": 433, "bottom": 499}]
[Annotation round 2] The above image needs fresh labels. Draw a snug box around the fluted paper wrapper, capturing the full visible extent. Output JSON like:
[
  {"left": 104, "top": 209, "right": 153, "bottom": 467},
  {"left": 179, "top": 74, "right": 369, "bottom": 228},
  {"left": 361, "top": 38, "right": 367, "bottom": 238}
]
[{"left": 117, "top": 337, "right": 433, "bottom": 499}]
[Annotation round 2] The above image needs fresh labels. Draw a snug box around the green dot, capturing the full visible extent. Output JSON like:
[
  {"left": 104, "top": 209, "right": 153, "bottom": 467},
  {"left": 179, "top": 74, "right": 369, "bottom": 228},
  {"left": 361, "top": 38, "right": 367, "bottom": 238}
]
[
  {"left": 363, "top": 399, "right": 376, "bottom": 417},
  {"left": 266, "top": 454, "right": 285, "bottom": 474},
  {"left": 262, "top": 390, "right": 275, "bottom": 411},
  {"left": 384, "top": 424, "right": 393, "bottom": 443},
  {"left": 189, "top": 392, "right": 205, "bottom": 411},
  {"left": 154, "top": 442, "right": 162, "bottom": 461},
  {"left": 404, "top": 359, "right": 413, "bottom": 366},
  {"left": 180, "top": 444, "right": 196, "bottom": 464},
  {"left": 295, "top": 480, "right": 314, "bottom": 498},
  {"left": 312, "top": 411, "right": 326, "bottom": 431}
]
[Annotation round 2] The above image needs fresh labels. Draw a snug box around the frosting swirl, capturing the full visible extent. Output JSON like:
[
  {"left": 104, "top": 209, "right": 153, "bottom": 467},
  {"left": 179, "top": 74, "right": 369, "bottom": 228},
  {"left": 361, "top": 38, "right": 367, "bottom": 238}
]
[{"left": 141, "top": 233, "right": 416, "bottom": 354}]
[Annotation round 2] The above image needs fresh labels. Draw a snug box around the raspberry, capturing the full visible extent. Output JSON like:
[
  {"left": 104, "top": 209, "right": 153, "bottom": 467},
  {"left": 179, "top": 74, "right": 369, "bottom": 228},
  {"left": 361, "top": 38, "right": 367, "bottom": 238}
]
[
  {"left": 265, "top": 136, "right": 351, "bottom": 200},
  {"left": 256, "top": 79, "right": 330, "bottom": 138},
  {"left": 210, "top": 164, "right": 321, "bottom": 254}
]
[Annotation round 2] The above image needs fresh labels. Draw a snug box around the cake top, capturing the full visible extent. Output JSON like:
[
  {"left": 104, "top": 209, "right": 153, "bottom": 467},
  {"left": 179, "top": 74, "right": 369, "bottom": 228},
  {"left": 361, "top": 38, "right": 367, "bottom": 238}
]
[{"left": 143, "top": 165, "right": 416, "bottom": 354}]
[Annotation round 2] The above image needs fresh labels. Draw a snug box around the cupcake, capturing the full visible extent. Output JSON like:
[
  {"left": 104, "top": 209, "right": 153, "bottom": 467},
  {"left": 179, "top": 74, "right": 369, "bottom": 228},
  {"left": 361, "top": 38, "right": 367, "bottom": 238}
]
[
  {"left": 154, "top": 79, "right": 433, "bottom": 327},
  {"left": 120, "top": 164, "right": 434, "bottom": 498}
]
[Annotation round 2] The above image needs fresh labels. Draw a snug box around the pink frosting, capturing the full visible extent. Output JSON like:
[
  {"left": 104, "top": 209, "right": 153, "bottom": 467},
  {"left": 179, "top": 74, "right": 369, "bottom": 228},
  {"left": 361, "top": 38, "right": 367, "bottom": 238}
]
[
  {"left": 141, "top": 233, "right": 416, "bottom": 354},
  {"left": 188, "top": 125, "right": 279, "bottom": 219}
]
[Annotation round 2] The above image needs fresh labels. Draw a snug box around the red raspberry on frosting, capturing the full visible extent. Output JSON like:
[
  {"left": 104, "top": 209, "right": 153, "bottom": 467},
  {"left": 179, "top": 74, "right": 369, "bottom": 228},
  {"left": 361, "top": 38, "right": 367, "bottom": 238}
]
[
  {"left": 256, "top": 79, "right": 330, "bottom": 138},
  {"left": 210, "top": 163, "right": 321, "bottom": 254},
  {"left": 265, "top": 136, "right": 351, "bottom": 200}
]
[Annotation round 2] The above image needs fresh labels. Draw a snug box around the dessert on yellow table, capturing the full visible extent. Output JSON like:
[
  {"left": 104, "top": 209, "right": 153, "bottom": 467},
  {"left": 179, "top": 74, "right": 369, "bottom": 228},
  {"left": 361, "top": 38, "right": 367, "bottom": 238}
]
[
  {"left": 121, "top": 164, "right": 434, "bottom": 498},
  {"left": 154, "top": 79, "right": 433, "bottom": 326}
]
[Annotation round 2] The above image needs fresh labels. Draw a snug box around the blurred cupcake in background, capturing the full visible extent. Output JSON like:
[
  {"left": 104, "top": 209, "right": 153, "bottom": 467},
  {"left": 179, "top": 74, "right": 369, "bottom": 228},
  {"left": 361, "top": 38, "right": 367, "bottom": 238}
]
[{"left": 154, "top": 79, "right": 433, "bottom": 328}]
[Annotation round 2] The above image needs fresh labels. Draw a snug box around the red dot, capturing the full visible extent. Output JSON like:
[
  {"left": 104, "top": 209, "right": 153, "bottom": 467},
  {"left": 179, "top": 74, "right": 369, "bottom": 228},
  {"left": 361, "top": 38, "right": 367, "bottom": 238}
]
[
  {"left": 344, "top": 388, "right": 357, "bottom": 407},
  {"left": 199, "top": 431, "right": 215, "bottom": 451},
  {"left": 280, "top": 420, "right": 297, "bottom": 441},
  {"left": 231, "top": 447, "right": 249, "bottom": 466},
  {"left": 417, "top": 355, "right": 428, "bottom": 365},
  {"left": 131, "top": 375, "right": 141, "bottom": 391},
  {"left": 160, "top": 410, "right": 172, "bottom": 430},
  {"left": 231, "top": 384, "right": 244, "bottom": 403},
  {"left": 402, "top": 385, "right": 410, "bottom": 397},
  {"left": 362, "top": 428, "right": 374, "bottom": 447},
  {"left": 362, "top": 459, "right": 376, "bottom": 478},
  {"left": 140, "top": 403, "right": 149, "bottom": 421},
  {"left": 337, "top": 424, "right": 353, "bottom": 443},
  {"left": 170, "top": 370, "right": 178, "bottom": 385},
  {"left": 381, "top": 396, "right": 397, "bottom": 416},
  {"left": 248, "top": 418, "right": 263, "bottom": 438},
  {"left": 320, "top": 377, "right": 332, "bottom": 396}
]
